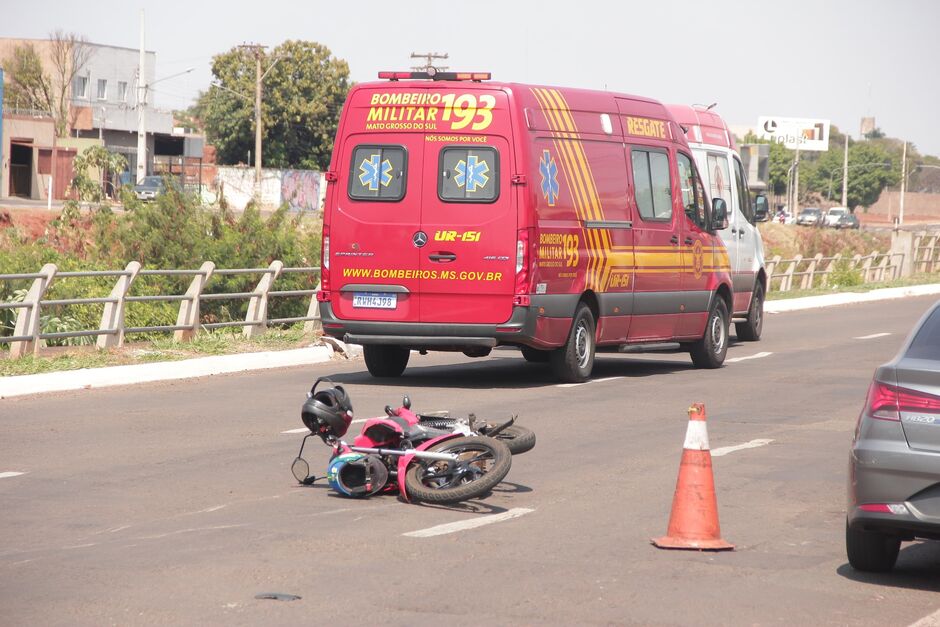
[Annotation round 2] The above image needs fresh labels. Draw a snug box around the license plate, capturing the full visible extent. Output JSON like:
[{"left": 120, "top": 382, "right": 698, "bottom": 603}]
[{"left": 352, "top": 292, "right": 397, "bottom": 309}]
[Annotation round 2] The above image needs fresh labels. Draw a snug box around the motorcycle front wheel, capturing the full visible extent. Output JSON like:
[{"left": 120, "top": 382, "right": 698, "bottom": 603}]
[{"left": 404, "top": 436, "right": 512, "bottom": 505}]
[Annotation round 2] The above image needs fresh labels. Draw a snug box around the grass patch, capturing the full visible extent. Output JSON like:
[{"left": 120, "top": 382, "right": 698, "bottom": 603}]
[{"left": 0, "top": 325, "right": 320, "bottom": 377}]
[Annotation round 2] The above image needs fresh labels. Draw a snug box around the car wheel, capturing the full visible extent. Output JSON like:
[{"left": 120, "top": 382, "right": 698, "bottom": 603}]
[
  {"left": 845, "top": 520, "right": 901, "bottom": 572},
  {"left": 521, "top": 346, "right": 550, "bottom": 363},
  {"left": 690, "top": 297, "right": 729, "bottom": 368},
  {"left": 363, "top": 345, "right": 410, "bottom": 378},
  {"left": 550, "top": 304, "right": 595, "bottom": 383},
  {"left": 734, "top": 283, "right": 764, "bottom": 342}
]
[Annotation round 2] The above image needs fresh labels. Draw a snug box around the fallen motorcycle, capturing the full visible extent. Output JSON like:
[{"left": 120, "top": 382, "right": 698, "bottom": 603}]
[{"left": 290, "top": 378, "right": 513, "bottom": 505}]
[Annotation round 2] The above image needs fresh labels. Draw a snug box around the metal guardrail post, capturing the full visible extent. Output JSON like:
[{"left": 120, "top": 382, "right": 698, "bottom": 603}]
[
  {"left": 861, "top": 253, "right": 876, "bottom": 282},
  {"left": 823, "top": 254, "right": 841, "bottom": 287},
  {"left": 174, "top": 262, "right": 215, "bottom": 342},
  {"left": 96, "top": 261, "right": 141, "bottom": 349},
  {"left": 802, "top": 254, "right": 822, "bottom": 290},
  {"left": 243, "top": 261, "right": 283, "bottom": 338},
  {"left": 782, "top": 255, "right": 801, "bottom": 292},
  {"left": 10, "top": 263, "right": 57, "bottom": 358},
  {"left": 765, "top": 255, "right": 781, "bottom": 292},
  {"left": 303, "top": 280, "right": 322, "bottom": 334}
]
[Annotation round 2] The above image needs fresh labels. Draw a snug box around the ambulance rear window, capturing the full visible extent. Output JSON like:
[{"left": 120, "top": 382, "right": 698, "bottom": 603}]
[
  {"left": 438, "top": 147, "right": 499, "bottom": 203},
  {"left": 348, "top": 145, "right": 407, "bottom": 201}
]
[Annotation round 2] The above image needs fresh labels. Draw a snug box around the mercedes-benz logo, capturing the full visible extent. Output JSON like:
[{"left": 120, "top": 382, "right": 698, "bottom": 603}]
[{"left": 412, "top": 231, "right": 428, "bottom": 248}]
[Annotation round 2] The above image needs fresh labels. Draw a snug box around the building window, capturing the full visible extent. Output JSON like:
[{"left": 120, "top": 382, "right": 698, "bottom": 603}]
[
  {"left": 118, "top": 81, "right": 128, "bottom": 102},
  {"left": 73, "top": 76, "right": 88, "bottom": 99},
  {"left": 96, "top": 79, "right": 108, "bottom": 101}
]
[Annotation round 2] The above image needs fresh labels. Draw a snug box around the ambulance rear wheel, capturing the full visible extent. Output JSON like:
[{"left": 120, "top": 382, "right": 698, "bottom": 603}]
[
  {"left": 690, "top": 298, "right": 729, "bottom": 369},
  {"left": 521, "top": 346, "right": 550, "bottom": 363},
  {"left": 550, "top": 304, "right": 595, "bottom": 383},
  {"left": 363, "top": 345, "right": 410, "bottom": 378},
  {"left": 734, "top": 283, "right": 764, "bottom": 342}
]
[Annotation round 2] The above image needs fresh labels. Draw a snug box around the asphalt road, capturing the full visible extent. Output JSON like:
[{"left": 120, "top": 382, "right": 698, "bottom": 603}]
[{"left": 2, "top": 296, "right": 939, "bottom": 626}]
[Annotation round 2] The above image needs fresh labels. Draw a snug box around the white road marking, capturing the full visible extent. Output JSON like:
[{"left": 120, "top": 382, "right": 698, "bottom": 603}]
[
  {"left": 854, "top": 332, "right": 892, "bottom": 340},
  {"left": 0, "top": 472, "right": 26, "bottom": 479},
  {"left": 908, "top": 608, "right": 940, "bottom": 627},
  {"left": 557, "top": 376, "right": 623, "bottom": 388},
  {"left": 403, "top": 507, "right": 535, "bottom": 538},
  {"left": 711, "top": 439, "right": 774, "bottom": 457},
  {"left": 725, "top": 351, "right": 773, "bottom": 363},
  {"left": 281, "top": 418, "right": 367, "bottom": 435}
]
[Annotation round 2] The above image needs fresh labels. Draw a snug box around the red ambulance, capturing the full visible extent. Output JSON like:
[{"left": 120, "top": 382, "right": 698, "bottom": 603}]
[{"left": 318, "top": 72, "right": 734, "bottom": 382}]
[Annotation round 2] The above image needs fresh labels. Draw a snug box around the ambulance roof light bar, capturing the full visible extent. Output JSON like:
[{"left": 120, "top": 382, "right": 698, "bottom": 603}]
[{"left": 378, "top": 71, "right": 491, "bottom": 82}]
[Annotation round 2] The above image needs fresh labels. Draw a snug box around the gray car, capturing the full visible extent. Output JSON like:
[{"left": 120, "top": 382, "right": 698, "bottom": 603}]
[{"left": 847, "top": 300, "right": 940, "bottom": 571}]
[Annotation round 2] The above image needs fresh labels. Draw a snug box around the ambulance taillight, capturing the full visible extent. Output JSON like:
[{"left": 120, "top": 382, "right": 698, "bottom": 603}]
[
  {"left": 317, "top": 227, "right": 331, "bottom": 301},
  {"left": 513, "top": 229, "right": 530, "bottom": 306}
]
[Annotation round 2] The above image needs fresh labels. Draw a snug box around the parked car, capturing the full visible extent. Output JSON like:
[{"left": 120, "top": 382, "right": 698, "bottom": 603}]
[
  {"left": 133, "top": 176, "right": 178, "bottom": 201},
  {"left": 796, "top": 207, "right": 823, "bottom": 226},
  {"left": 836, "top": 213, "right": 860, "bottom": 230},
  {"left": 824, "top": 207, "right": 848, "bottom": 227},
  {"left": 846, "top": 300, "right": 940, "bottom": 572}
]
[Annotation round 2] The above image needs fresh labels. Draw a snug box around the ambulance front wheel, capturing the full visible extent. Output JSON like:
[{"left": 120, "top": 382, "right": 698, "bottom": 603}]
[
  {"left": 363, "top": 345, "right": 410, "bottom": 378},
  {"left": 550, "top": 304, "right": 595, "bottom": 383}
]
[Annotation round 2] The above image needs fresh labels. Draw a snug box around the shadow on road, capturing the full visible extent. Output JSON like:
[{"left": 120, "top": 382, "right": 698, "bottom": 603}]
[
  {"left": 836, "top": 541, "right": 940, "bottom": 591},
  {"left": 327, "top": 354, "right": 695, "bottom": 391}
]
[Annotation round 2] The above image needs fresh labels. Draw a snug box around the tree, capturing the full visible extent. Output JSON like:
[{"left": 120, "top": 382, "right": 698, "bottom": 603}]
[
  {"left": 742, "top": 131, "right": 793, "bottom": 196},
  {"left": 1, "top": 32, "right": 93, "bottom": 136},
  {"left": 198, "top": 40, "right": 351, "bottom": 170},
  {"left": 69, "top": 145, "right": 128, "bottom": 203}
]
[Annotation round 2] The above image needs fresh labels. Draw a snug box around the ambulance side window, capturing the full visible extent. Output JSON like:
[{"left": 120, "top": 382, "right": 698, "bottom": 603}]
[
  {"left": 631, "top": 148, "right": 672, "bottom": 221},
  {"left": 676, "top": 152, "right": 708, "bottom": 229},
  {"left": 439, "top": 146, "right": 499, "bottom": 203},
  {"left": 348, "top": 145, "right": 407, "bottom": 201},
  {"left": 733, "top": 157, "right": 755, "bottom": 224}
]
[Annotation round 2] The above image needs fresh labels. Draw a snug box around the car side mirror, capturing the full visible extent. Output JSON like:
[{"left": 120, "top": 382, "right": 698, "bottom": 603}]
[
  {"left": 753, "top": 194, "right": 768, "bottom": 221},
  {"left": 711, "top": 198, "right": 729, "bottom": 231}
]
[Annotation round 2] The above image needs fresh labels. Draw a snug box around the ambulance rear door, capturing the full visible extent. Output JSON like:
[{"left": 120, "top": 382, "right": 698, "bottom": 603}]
[
  {"left": 417, "top": 91, "right": 517, "bottom": 324},
  {"left": 329, "top": 131, "right": 425, "bottom": 324}
]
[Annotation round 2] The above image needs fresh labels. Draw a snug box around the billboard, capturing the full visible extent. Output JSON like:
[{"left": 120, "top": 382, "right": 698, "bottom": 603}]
[{"left": 757, "top": 116, "right": 830, "bottom": 151}]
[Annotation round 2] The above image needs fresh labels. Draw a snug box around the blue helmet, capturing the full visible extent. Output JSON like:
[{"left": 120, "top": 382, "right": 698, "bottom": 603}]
[{"left": 327, "top": 453, "right": 388, "bottom": 497}]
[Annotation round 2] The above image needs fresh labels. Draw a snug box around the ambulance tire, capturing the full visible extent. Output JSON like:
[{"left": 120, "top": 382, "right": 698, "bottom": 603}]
[
  {"left": 689, "top": 298, "right": 729, "bottom": 369},
  {"left": 734, "top": 283, "right": 764, "bottom": 342},
  {"left": 363, "top": 345, "right": 410, "bottom": 378},
  {"left": 550, "top": 304, "right": 595, "bottom": 383},
  {"left": 520, "top": 346, "right": 550, "bottom": 363}
]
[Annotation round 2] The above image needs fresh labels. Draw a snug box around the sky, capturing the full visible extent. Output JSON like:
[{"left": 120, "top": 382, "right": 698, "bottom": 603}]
[{"left": 3, "top": 0, "right": 939, "bottom": 155}]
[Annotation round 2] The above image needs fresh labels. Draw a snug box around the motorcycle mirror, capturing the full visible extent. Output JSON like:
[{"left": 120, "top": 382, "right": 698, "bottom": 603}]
[
  {"left": 403, "top": 394, "right": 411, "bottom": 409},
  {"left": 291, "top": 457, "right": 310, "bottom": 483}
]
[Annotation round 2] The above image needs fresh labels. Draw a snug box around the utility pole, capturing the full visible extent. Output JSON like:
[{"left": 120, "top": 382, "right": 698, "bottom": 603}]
[
  {"left": 841, "top": 134, "right": 849, "bottom": 209},
  {"left": 899, "top": 141, "right": 907, "bottom": 226},
  {"left": 239, "top": 43, "right": 267, "bottom": 199},
  {"left": 136, "top": 9, "right": 147, "bottom": 184},
  {"left": 792, "top": 146, "right": 800, "bottom": 218},
  {"left": 410, "top": 52, "right": 449, "bottom": 71}
]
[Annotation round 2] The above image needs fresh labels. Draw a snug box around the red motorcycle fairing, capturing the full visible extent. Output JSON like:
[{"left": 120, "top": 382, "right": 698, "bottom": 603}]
[{"left": 396, "top": 433, "right": 463, "bottom": 502}]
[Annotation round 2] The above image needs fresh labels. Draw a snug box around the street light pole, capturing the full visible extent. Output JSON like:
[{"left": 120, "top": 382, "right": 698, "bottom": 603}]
[
  {"left": 841, "top": 135, "right": 849, "bottom": 208},
  {"left": 899, "top": 141, "right": 907, "bottom": 226},
  {"left": 136, "top": 9, "right": 146, "bottom": 184}
]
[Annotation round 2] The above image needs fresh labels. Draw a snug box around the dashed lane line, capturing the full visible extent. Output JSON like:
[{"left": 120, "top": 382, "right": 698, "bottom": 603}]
[
  {"left": 711, "top": 439, "right": 774, "bottom": 457},
  {"left": 725, "top": 351, "right": 773, "bottom": 363},
  {"left": 281, "top": 418, "right": 367, "bottom": 435},
  {"left": 0, "top": 472, "right": 27, "bottom": 479},
  {"left": 854, "top": 332, "right": 892, "bottom": 340},
  {"left": 908, "top": 608, "right": 940, "bottom": 627},
  {"left": 403, "top": 508, "right": 535, "bottom": 538},
  {"left": 557, "top": 376, "right": 623, "bottom": 388}
]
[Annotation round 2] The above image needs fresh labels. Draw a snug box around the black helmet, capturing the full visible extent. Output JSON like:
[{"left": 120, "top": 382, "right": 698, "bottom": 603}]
[{"left": 301, "top": 377, "right": 353, "bottom": 438}]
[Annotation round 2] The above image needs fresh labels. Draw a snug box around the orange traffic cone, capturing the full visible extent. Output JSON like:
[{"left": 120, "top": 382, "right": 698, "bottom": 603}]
[{"left": 652, "top": 403, "right": 733, "bottom": 551}]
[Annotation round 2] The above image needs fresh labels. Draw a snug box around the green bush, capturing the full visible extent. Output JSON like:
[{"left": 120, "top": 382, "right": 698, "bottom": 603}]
[
  {"left": 1, "top": 191, "right": 322, "bottom": 344},
  {"left": 828, "top": 258, "right": 864, "bottom": 288}
]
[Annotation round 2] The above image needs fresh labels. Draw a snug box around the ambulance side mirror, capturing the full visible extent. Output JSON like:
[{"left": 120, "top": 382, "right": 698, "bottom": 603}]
[{"left": 711, "top": 198, "right": 729, "bottom": 231}]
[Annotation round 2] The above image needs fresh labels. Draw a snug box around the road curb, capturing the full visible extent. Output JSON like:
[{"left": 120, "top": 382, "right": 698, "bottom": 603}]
[
  {"left": 0, "top": 346, "right": 335, "bottom": 400},
  {"left": 765, "top": 283, "right": 940, "bottom": 314}
]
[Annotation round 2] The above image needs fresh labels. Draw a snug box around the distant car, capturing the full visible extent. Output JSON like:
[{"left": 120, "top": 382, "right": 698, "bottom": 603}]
[
  {"left": 825, "top": 207, "right": 848, "bottom": 227},
  {"left": 133, "top": 176, "right": 178, "bottom": 201},
  {"left": 837, "top": 213, "right": 860, "bottom": 230},
  {"left": 796, "top": 207, "right": 823, "bottom": 226},
  {"left": 847, "top": 300, "right": 940, "bottom": 572}
]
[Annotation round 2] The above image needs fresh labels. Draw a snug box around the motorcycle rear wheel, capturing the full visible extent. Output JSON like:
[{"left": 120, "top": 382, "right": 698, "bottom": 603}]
[{"left": 404, "top": 436, "right": 512, "bottom": 504}]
